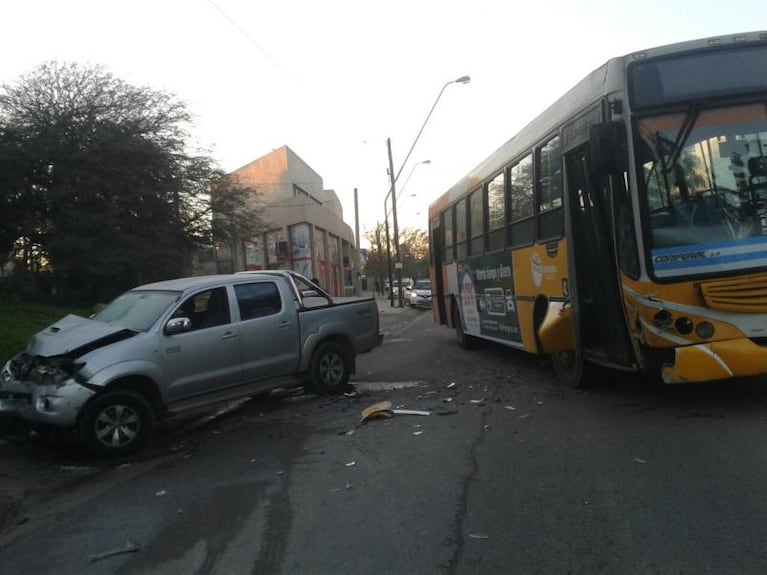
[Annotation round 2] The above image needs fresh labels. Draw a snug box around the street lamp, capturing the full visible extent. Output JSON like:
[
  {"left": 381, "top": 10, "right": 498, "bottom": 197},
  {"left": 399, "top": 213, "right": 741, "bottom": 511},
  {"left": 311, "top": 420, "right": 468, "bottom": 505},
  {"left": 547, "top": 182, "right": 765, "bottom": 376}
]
[{"left": 386, "top": 74, "right": 470, "bottom": 307}]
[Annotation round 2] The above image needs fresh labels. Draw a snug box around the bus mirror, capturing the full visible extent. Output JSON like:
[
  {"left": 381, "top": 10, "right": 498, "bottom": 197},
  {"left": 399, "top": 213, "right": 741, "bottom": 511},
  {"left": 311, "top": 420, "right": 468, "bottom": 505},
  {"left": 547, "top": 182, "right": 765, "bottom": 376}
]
[{"left": 590, "top": 121, "right": 627, "bottom": 176}]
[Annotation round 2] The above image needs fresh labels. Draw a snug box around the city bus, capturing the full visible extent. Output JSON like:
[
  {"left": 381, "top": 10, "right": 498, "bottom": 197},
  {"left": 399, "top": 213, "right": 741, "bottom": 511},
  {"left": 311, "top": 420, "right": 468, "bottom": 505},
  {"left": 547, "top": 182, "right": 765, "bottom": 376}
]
[{"left": 428, "top": 31, "right": 767, "bottom": 387}]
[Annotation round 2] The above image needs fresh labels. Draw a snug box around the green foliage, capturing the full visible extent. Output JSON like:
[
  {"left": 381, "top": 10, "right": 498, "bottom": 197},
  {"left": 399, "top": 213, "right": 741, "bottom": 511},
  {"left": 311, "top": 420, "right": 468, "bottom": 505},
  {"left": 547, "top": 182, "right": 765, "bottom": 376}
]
[
  {"left": 0, "top": 61, "right": 265, "bottom": 305},
  {"left": 0, "top": 295, "right": 91, "bottom": 365}
]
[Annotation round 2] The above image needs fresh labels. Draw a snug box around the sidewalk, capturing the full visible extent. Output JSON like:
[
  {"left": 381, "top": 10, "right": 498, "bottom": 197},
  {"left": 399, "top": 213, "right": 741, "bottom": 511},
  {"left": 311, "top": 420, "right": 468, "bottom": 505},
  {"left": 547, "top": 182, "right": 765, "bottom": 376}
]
[{"left": 370, "top": 292, "right": 411, "bottom": 315}]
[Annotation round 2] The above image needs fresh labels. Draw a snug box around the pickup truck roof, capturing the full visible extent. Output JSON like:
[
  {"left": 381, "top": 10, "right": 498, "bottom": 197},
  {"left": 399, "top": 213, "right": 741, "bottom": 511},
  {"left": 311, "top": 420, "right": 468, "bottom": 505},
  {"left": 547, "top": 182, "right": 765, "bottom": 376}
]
[{"left": 132, "top": 270, "right": 307, "bottom": 294}]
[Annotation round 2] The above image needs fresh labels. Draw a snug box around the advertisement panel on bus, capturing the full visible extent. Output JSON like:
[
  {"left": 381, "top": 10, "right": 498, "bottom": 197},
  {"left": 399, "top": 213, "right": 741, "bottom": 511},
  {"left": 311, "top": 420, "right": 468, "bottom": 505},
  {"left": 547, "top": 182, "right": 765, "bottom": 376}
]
[{"left": 457, "top": 254, "right": 522, "bottom": 344}]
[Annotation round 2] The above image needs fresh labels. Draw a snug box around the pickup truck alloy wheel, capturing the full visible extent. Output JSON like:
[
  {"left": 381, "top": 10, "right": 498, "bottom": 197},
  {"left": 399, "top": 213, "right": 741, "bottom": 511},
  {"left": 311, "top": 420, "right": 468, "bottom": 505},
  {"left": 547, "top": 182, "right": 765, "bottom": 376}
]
[
  {"left": 79, "top": 391, "right": 154, "bottom": 456},
  {"left": 312, "top": 342, "right": 350, "bottom": 394}
]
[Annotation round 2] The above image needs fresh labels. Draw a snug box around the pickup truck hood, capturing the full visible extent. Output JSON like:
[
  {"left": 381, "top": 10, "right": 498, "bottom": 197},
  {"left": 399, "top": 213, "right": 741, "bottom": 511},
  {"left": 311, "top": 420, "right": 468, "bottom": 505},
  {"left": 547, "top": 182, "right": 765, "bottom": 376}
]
[{"left": 26, "top": 314, "right": 138, "bottom": 359}]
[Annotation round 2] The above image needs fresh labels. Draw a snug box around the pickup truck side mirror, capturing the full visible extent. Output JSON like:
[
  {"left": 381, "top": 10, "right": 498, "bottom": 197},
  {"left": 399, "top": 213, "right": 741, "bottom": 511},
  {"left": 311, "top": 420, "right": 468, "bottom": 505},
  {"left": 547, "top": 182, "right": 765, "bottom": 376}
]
[{"left": 165, "top": 317, "right": 192, "bottom": 335}]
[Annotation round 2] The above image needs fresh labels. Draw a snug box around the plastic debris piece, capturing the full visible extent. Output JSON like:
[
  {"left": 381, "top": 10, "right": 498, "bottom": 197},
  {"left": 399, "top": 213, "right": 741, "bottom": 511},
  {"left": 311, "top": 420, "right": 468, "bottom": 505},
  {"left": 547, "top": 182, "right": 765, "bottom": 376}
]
[
  {"left": 634, "top": 457, "right": 647, "bottom": 464},
  {"left": 276, "top": 470, "right": 285, "bottom": 476},
  {"left": 345, "top": 461, "right": 356, "bottom": 467},
  {"left": 468, "top": 533, "right": 489, "bottom": 540},
  {"left": 413, "top": 430, "right": 424, "bottom": 436},
  {"left": 504, "top": 406, "right": 516, "bottom": 411},
  {"left": 392, "top": 409, "right": 431, "bottom": 416},
  {"left": 470, "top": 399, "right": 484, "bottom": 404},
  {"left": 89, "top": 539, "right": 140, "bottom": 563},
  {"left": 518, "top": 413, "right": 531, "bottom": 419},
  {"left": 447, "top": 382, "right": 456, "bottom": 388},
  {"left": 155, "top": 490, "right": 167, "bottom": 496},
  {"left": 537, "top": 401, "right": 544, "bottom": 406},
  {"left": 443, "top": 397, "right": 454, "bottom": 403},
  {"left": 360, "top": 401, "right": 393, "bottom": 424}
]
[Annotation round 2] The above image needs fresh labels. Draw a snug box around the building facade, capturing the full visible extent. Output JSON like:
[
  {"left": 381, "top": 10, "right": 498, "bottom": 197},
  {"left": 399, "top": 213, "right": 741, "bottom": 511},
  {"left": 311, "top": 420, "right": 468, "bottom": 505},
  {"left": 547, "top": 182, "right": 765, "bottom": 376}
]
[{"left": 214, "top": 146, "right": 357, "bottom": 297}]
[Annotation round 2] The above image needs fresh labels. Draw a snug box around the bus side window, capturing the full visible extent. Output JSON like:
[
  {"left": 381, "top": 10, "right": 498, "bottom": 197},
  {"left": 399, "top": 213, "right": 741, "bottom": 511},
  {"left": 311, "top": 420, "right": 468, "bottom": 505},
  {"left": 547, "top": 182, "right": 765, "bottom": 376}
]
[{"left": 508, "top": 153, "right": 534, "bottom": 247}]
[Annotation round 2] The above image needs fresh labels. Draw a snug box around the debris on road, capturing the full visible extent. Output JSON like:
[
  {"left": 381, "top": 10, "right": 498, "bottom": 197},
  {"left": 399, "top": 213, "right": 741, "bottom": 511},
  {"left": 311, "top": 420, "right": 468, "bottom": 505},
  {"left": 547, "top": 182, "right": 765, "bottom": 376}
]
[
  {"left": 360, "top": 401, "right": 394, "bottom": 424},
  {"left": 447, "top": 382, "right": 456, "bottom": 389},
  {"left": 155, "top": 490, "right": 167, "bottom": 496},
  {"left": 359, "top": 401, "right": 431, "bottom": 424},
  {"left": 504, "top": 406, "right": 516, "bottom": 411},
  {"left": 345, "top": 461, "right": 356, "bottom": 467},
  {"left": 468, "top": 533, "right": 489, "bottom": 540},
  {"left": 634, "top": 457, "right": 647, "bottom": 464},
  {"left": 89, "top": 539, "right": 140, "bottom": 563},
  {"left": 392, "top": 409, "right": 430, "bottom": 416}
]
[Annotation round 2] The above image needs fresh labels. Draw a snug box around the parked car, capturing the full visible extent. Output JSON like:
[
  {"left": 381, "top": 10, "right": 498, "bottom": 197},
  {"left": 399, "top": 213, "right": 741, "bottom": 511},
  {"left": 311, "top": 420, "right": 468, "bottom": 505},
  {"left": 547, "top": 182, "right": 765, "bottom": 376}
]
[
  {"left": 409, "top": 279, "right": 432, "bottom": 308},
  {"left": 389, "top": 278, "right": 413, "bottom": 299},
  {"left": 0, "top": 271, "right": 381, "bottom": 456}
]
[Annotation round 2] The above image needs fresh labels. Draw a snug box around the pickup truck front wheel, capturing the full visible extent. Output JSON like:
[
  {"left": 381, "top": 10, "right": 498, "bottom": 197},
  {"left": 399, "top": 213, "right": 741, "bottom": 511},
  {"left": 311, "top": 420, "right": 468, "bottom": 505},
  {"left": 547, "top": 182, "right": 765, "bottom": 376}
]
[
  {"left": 311, "top": 342, "right": 351, "bottom": 394},
  {"left": 78, "top": 391, "right": 155, "bottom": 457}
]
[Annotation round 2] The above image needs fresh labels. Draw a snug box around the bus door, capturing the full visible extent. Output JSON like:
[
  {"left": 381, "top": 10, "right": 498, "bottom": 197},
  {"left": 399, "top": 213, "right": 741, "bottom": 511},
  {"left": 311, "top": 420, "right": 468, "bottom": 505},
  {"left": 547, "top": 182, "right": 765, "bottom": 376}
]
[
  {"left": 565, "top": 146, "right": 633, "bottom": 367},
  {"left": 430, "top": 218, "right": 447, "bottom": 324}
]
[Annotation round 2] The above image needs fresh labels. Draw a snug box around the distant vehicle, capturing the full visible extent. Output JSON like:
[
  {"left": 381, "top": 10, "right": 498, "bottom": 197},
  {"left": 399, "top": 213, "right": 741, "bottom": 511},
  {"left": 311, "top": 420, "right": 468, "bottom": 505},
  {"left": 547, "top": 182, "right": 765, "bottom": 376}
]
[
  {"left": 0, "top": 271, "right": 381, "bottom": 456},
  {"left": 409, "top": 279, "right": 432, "bottom": 308},
  {"left": 389, "top": 279, "right": 412, "bottom": 298}
]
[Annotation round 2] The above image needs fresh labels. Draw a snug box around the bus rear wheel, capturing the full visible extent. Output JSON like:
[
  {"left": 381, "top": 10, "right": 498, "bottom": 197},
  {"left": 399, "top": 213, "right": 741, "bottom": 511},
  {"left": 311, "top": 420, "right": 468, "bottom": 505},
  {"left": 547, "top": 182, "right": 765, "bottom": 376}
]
[
  {"left": 454, "top": 307, "right": 476, "bottom": 350},
  {"left": 551, "top": 350, "right": 593, "bottom": 389}
]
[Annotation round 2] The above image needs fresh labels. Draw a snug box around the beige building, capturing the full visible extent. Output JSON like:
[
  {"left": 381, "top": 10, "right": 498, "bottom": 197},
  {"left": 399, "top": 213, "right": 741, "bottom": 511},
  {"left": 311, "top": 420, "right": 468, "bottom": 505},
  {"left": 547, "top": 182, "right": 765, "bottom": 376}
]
[{"left": 215, "top": 146, "right": 357, "bottom": 297}]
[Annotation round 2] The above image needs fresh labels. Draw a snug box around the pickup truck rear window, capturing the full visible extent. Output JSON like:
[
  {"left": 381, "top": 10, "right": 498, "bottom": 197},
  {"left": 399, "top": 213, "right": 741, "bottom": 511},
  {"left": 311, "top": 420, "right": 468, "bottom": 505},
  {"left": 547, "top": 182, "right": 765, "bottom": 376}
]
[{"left": 235, "top": 282, "right": 283, "bottom": 319}]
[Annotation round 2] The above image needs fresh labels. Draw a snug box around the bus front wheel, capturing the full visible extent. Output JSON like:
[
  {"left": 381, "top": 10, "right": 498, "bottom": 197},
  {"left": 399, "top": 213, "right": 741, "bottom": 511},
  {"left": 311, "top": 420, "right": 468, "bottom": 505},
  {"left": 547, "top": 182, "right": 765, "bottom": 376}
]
[{"left": 551, "top": 350, "right": 592, "bottom": 389}]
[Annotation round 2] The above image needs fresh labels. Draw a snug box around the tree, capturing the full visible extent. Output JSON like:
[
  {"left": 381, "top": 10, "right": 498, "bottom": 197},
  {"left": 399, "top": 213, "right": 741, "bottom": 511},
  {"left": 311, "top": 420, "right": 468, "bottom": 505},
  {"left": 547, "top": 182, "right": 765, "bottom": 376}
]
[
  {"left": 0, "top": 61, "right": 263, "bottom": 303},
  {"left": 363, "top": 222, "right": 389, "bottom": 293},
  {"left": 398, "top": 227, "right": 429, "bottom": 279}
]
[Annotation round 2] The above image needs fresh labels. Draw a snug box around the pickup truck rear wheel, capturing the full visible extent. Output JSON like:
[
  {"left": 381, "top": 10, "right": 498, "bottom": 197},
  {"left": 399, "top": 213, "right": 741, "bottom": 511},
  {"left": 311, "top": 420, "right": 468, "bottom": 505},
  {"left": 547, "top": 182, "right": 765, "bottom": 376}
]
[
  {"left": 311, "top": 342, "right": 351, "bottom": 394},
  {"left": 79, "top": 391, "right": 155, "bottom": 456}
]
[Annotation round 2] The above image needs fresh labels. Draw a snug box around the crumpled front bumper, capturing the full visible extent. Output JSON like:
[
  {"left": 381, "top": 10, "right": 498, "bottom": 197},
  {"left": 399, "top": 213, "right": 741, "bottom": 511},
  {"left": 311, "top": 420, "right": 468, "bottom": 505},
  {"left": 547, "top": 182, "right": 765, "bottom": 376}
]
[
  {"left": 662, "top": 338, "right": 767, "bottom": 384},
  {"left": 1, "top": 361, "right": 94, "bottom": 427}
]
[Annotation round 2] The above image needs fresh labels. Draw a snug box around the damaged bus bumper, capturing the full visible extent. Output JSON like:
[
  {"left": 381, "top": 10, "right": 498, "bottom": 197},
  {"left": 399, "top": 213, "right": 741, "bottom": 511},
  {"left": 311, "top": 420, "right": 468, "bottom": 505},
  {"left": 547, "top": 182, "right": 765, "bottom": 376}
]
[{"left": 662, "top": 338, "right": 767, "bottom": 384}]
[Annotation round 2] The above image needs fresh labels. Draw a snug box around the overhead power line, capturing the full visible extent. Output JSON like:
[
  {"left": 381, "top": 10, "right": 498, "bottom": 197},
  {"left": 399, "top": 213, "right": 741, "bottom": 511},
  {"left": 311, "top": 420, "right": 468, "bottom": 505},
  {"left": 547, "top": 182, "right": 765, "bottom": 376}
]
[{"left": 206, "top": 0, "right": 290, "bottom": 76}]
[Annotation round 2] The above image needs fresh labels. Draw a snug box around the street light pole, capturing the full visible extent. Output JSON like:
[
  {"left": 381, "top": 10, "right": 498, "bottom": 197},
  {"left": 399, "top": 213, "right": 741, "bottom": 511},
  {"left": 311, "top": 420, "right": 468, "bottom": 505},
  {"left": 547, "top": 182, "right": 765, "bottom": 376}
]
[
  {"left": 383, "top": 74, "right": 470, "bottom": 307},
  {"left": 393, "top": 75, "right": 470, "bottom": 186}
]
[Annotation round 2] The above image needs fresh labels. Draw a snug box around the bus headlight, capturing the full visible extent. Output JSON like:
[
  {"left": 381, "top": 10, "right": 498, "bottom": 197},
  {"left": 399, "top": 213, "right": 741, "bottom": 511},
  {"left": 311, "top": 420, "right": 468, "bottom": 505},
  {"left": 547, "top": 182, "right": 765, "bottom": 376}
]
[
  {"left": 675, "top": 317, "right": 693, "bottom": 335},
  {"left": 695, "top": 321, "right": 715, "bottom": 340}
]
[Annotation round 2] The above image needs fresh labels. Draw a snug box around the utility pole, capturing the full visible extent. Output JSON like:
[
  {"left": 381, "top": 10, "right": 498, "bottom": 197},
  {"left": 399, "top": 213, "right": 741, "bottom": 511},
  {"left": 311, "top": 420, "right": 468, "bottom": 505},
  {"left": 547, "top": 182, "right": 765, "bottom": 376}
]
[
  {"left": 387, "top": 138, "right": 404, "bottom": 307},
  {"left": 353, "top": 187, "right": 361, "bottom": 295}
]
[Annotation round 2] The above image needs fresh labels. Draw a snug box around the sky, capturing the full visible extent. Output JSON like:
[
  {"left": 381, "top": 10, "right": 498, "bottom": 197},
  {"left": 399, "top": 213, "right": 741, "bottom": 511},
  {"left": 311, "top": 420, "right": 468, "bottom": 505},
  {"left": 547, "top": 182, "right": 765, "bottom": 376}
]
[{"left": 2, "top": 0, "right": 767, "bottom": 246}]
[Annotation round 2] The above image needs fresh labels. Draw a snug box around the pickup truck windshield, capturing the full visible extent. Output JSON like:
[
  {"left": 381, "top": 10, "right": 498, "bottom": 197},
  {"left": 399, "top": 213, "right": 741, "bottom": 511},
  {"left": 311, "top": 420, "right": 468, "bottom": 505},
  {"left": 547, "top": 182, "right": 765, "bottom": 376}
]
[
  {"left": 636, "top": 102, "right": 767, "bottom": 279},
  {"left": 91, "top": 290, "right": 180, "bottom": 331}
]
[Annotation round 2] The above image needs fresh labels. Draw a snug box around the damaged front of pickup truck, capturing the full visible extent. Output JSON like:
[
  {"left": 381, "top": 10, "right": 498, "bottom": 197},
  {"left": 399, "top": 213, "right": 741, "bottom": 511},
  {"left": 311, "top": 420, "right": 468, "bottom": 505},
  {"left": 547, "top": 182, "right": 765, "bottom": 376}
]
[{"left": 1, "top": 314, "right": 145, "bottom": 451}]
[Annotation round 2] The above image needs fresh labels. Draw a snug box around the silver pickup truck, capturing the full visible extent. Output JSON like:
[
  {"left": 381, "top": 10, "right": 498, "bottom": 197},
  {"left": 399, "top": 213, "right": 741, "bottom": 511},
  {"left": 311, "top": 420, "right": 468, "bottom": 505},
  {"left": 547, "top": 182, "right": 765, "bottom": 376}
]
[{"left": 0, "top": 270, "right": 381, "bottom": 456}]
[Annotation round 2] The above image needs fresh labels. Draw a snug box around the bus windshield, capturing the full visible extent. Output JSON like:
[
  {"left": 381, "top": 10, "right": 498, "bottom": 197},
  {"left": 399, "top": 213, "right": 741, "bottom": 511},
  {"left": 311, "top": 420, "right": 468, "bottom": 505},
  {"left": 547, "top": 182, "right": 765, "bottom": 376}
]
[{"left": 636, "top": 102, "right": 767, "bottom": 279}]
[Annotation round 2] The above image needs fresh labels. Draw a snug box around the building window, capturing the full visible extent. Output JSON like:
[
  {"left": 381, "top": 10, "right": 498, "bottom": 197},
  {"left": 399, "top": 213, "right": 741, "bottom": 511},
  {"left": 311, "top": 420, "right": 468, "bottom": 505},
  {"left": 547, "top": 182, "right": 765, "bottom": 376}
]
[{"left": 293, "top": 184, "right": 322, "bottom": 205}]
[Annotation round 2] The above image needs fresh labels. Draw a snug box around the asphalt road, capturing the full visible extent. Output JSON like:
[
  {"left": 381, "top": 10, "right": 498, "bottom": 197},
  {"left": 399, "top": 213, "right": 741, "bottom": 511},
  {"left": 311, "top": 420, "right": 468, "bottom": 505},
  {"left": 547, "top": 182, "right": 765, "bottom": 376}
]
[{"left": 3, "top": 301, "right": 767, "bottom": 574}]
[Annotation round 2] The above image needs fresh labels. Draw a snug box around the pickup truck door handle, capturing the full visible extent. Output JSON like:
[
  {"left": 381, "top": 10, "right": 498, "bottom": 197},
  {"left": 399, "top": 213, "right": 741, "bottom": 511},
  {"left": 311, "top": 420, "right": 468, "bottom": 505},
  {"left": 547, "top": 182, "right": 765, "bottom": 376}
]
[
  {"left": 278, "top": 321, "right": 292, "bottom": 329},
  {"left": 221, "top": 332, "right": 238, "bottom": 340}
]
